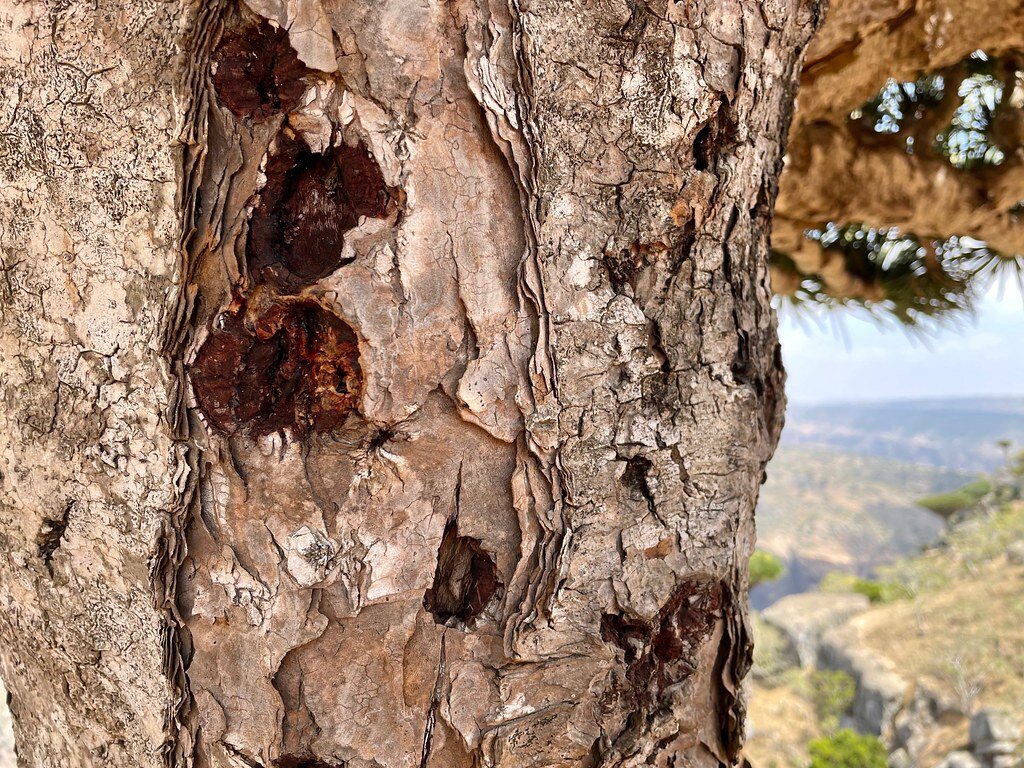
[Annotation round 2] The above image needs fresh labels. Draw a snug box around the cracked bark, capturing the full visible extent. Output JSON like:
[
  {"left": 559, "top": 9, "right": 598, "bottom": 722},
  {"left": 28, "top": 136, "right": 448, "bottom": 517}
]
[{"left": 0, "top": 0, "right": 820, "bottom": 766}]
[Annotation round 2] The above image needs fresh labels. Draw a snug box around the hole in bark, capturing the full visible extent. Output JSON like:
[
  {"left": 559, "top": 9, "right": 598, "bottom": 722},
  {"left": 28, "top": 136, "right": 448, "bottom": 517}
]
[
  {"left": 731, "top": 329, "right": 756, "bottom": 388},
  {"left": 621, "top": 455, "right": 661, "bottom": 522},
  {"left": 621, "top": 456, "right": 653, "bottom": 500},
  {"left": 190, "top": 296, "right": 362, "bottom": 436},
  {"left": 212, "top": 19, "right": 308, "bottom": 122},
  {"left": 693, "top": 124, "right": 713, "bottom": 171},
  {"left": 693, "top": 101, "right": 738, "bottom": 172},
  {"left": 604, "top": 241, "right": 666, "bottom": 292},
  {"left": 604, "top": 245, "right": 644, "bottom": 291},
  {"left": 366, "top": 426, "right": 396, "bottom": 452},
  {"left": 248, "top": 133, "right": 400, "bottom": 289},
  {"left": 274, "top": 757, "right": 343, "bottom": 768},
  {"left": 36, "top": 501, "right": 71, "bottom": 571},
  {"left": 424, "top": 519, "right": 501, "bottom": 627},
  {"left": 763, "top": 342, "right": 784, "bottom": 430},
  {"left": 600, "top": 577, "right": 725, "bottom": 702}
]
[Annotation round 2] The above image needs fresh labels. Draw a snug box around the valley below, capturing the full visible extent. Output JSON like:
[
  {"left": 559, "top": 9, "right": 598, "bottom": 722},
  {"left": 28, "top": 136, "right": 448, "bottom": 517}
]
[{"left": 747, "top": 397, "right": 1024, "bottom": 767}]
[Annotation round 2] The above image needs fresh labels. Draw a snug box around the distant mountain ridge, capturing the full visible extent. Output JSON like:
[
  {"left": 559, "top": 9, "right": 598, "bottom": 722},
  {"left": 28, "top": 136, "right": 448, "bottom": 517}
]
[
  {"left": 753, "top": 396, "right": 1024, "bottom": 608},
  {"left": 781, "top": 396, "right": 1024, "bottom": 471},
  {"left": 753, "top": 446, "right": 970, "bottom": 608}
]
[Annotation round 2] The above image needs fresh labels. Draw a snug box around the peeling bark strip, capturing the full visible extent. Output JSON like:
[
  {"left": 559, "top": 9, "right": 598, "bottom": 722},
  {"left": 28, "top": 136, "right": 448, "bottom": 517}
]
[{"left": 0, "top": 0, "right": 820, "bottom": 766}]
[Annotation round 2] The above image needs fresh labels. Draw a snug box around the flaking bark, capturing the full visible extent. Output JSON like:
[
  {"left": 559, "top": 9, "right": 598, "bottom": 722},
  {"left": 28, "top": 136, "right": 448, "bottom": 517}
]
[{"left": 0, "top": 0, "right": 821, "bottom": 766}]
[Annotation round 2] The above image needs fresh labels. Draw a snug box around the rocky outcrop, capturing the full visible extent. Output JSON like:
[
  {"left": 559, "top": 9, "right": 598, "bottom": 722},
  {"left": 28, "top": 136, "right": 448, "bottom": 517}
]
[
  {"left": 762, "top": 591, "right": 871, "bottom": 668},
  {"left": 817, "top": 622, "right": 909, "bottom": 738},
  {"left": 936, "top": 751, "right": 984, "bottom": 768},
  {"left": 970, "top": 709, "right": 1023, "bottom": 768},
  {"left": 813, "top": 617, "right": 1023, "bottom": 768}
]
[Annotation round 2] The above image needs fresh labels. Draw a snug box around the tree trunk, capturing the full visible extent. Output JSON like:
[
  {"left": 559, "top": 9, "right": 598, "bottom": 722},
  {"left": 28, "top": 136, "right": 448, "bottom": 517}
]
[{"left": 0, "top": 1, "right": 820, "bottom": 766}]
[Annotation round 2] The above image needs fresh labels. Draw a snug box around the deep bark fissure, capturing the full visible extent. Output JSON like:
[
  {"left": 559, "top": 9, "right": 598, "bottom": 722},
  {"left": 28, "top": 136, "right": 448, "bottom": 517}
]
[{"left": 418, "top": 632, "right": 448, "bottom": 768}]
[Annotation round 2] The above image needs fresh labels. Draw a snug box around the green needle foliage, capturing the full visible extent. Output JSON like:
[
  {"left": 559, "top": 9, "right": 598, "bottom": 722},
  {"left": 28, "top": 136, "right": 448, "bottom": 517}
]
[
  {"left": 775, "top": 50, "right": 1024, "bottom": 325},
  {"left": 852, "top": 50, "right": 1009, "bottom": 168},
  {"left": 773, "top": 227, "right": 1024, "bottom": 326},
  {"left": 851, "top": 72, "right": 945, "bottom": 139}
]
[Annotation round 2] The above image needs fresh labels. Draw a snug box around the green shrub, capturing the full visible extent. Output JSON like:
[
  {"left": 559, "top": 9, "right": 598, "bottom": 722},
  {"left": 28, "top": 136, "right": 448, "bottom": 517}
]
[
  {"left": 819, "top": 573, "right": 911, "bottom": 603},
  {"left": 807, "top": 729, "right": 888, "bottom": 768},
  {"left": 750, "top": 549, "right": 786, "bottom": 587},
  {"left": 805, "top": 670, "right": 857, "bottom": 732},
  {"left": 917, "top": 478, "right": 992, "bottom": 518},
  {"left": 1008, "top": 450, "right": 1024, "bottom": 479}
]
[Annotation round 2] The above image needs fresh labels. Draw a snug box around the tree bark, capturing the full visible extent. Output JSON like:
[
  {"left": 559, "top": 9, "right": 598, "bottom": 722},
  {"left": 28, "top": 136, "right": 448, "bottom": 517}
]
[{"left": 0, "top": 1, "right": 820, "bottom": 766}]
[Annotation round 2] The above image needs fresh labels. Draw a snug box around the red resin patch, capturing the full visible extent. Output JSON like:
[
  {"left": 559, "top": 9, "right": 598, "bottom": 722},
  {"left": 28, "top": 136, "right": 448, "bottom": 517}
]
[
  {"left": 212, "top": 20, "right": 308, "bottom": 122},
  {"left": 190, "top": 295, "right": 362, "bottom": 436},
  {"left": 247, "top": 134, "right": 400, "bottom": 289}
]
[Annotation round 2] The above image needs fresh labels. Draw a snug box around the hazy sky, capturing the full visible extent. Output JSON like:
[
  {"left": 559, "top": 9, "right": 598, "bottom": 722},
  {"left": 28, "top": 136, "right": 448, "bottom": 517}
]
[{"left": 779, "top": 280, "right": 1024, "bottom": 405}]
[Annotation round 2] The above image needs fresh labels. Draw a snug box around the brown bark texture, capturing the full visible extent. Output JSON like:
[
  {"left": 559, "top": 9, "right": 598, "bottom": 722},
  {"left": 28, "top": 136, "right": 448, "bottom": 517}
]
[{"left": 0, "top": 0, "right": 820, "bottom": 766}]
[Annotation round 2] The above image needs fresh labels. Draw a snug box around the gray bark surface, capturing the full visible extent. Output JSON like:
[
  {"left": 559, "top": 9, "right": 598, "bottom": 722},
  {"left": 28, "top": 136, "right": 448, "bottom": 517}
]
[
  {"left": 0, "top": 1, "right": 820, "bottom": 766},
  {"left": 0, "top": 1, "right": 182, "bottom": 765}
]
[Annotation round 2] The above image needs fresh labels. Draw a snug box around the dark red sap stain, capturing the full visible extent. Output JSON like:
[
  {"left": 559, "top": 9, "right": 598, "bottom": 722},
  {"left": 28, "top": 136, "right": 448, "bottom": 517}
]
[
  {"left": 190, "top": 294, "right": 362, "bottom": 436},
  {"left": 424, "top": 519, "right": 501, "bottom": 626},
  {"left": 600, "top": 578, "right": 725, "bottom": 702},
  {"left": 248, "top": 133, "right": 400, "bottom": 289},
  {"left": 212, "top": 19, "right": 308, "bottom": 121}
]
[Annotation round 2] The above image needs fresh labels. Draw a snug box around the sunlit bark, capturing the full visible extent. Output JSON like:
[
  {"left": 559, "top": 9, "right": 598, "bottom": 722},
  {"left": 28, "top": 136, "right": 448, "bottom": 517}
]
[{"left": 0, "top": 0, "right": 819, "bottom": 765}]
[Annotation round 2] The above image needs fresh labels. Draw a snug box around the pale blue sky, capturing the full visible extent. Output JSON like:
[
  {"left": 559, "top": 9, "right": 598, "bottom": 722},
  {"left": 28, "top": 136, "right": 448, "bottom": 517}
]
[{"left": 779, "top": 281, "right": 1024, "bottom": 405}]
